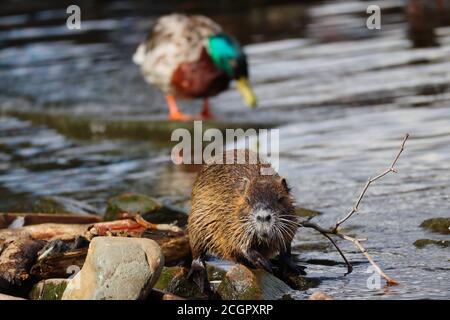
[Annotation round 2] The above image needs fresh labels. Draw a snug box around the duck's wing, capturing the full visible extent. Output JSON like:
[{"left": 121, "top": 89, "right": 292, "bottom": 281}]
[{"left": 133, "top": 14, "right": 222, "bottom": 93}]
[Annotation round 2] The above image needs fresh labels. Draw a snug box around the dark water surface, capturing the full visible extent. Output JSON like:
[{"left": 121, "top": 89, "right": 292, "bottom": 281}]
[{"left": 0, "top": 0, "right": 449, "bottom": 299}]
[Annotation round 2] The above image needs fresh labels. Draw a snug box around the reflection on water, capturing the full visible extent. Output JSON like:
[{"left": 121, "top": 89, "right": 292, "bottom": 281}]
[{"left": 0, "top": 0, "right": 449, "bottom": 299}]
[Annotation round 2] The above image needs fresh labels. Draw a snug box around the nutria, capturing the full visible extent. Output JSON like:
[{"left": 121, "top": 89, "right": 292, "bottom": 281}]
[{"left": 187, "top": 149, "right": 304, "bottom": 292}]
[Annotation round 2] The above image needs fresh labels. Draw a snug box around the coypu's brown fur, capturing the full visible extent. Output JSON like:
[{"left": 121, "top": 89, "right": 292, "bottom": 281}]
[{"left": 188, "top": 149, "right": 300, "bottom": 278}]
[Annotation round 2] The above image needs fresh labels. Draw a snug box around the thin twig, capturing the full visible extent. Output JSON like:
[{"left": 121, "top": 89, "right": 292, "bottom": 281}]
[
  {"left": 299, "top": 134, "right": 409, "bottom": 286},
  {"left": 341, "top": 234, "right": 399, "bottom": 285},
  {"left": 134, "top": 214, "right": 183, "bottom": 233},
  {"left": 332, "top": 133, "right": 409, "bottom": 231},
  {"left": 319, "top": 229, "right": 353, "bottom": 275}
]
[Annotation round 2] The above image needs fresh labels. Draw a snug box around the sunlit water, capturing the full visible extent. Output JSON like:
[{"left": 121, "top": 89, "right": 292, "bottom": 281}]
[{"left": 0, "top": 0, "right": 449, "bottom": 299}]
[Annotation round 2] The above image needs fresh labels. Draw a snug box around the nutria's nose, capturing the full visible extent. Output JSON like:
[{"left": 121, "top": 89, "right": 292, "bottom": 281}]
[{"left": 256, "top": 213, "right": 272, "bottom": 222}]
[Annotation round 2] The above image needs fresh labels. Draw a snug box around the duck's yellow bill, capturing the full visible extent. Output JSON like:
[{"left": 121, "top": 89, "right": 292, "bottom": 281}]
[{"left": 236, "top": 77, "right": 257, "bottom": 108}]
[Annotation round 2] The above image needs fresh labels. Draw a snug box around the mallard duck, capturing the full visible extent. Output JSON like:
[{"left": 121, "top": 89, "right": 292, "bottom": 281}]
[{"left": 133, "top": 13, "right": 257, "bottom": 121}]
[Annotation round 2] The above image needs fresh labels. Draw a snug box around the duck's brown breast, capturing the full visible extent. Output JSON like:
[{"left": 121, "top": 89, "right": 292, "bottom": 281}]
[{"left": 170, "top": 48, "right": 230, "bottom": 98}]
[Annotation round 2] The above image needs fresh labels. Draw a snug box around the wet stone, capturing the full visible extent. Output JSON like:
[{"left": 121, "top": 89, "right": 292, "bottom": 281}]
[
  {"left": 420, "top": 218, "right": 450, "bottom": 235},
  {"left": 283, "top": 272, "right": 320, "bottom": 291},
  {"left": 413, "top": 239, "right": 449, "bottom": 249},
  {"left": 105, "top": 193, "right": 163, "bottom": 221},
  {"left": 105, "top": 193, "right": 188, "bottom": 226},
  {"left": 217, "top": 264, "right": 293, "bottom": 300},
  {"left": 153, "top": 266, "right": 203, "bottom": 299},
  {"left": 62, "top": 237, "right": 164, "bottom": 300},
  {"left": 32, "top": 196, "right": 99, "bottom": 215}
]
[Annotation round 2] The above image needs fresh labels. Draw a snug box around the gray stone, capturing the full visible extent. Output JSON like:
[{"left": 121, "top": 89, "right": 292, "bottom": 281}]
[
  {"left": 420, "top": 217, "right": 450, "bottom": 235},
  {"left": 62, "top": 237, "right": 164, "bottom": 300}
]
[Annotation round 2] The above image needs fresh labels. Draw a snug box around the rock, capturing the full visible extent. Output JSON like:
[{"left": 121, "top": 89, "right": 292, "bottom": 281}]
[
  {"left": 217, "top": 264, "right": 293, "bottom": 300},
  {"left": 0, "top": 293, "right": 25, "bottom": 300},
  {"left": 153, "top": 266, "right": 203, "bottom": 299},
  {"left": 29, "top": 279, "right": 68, "bottom": 300},
  {"left": 283, "top": 272, "right": 320, "bottom": 291},
  {"left": 413, "top": 239, "right": 449, "bottom": 248},
  {"left": 62, "top": 237, "right": 164, "bottom": 300},
  {"left": 105, "top": 193, "right": 163, "bottom": 221},
  {"left": 105, "top": 193, "right": 188, "bottom": 226},
  {"left": 154, "top": 261, "right": 296, "bottom": 300},
  {"left": 5, "top": 109, "right": 273, "bottom": 143},
  {"left": 142, "top": 204, "right": 189, "bottom": 227},
  {"left": 309, "top": 291, "right": 332, "bottom": 300},
  {"left": 32, "top": 196, "right": 99, "bottom": 215},
  {"left": 420, "top": 218, "right": 450, "bottom": 235}
]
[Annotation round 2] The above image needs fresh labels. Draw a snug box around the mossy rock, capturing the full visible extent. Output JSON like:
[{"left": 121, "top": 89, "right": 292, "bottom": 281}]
[
  {"left": 105, "top": 193, "right": 162, "bottom": 221},
  {"left": 206, "top": 263, "right": 228, "bottom": 282},
  {"left": 29, "top": 279, "right": 68, "bottom": 300},
  {"left": 32, "top": 197, "right": 70, "bottom": 214},
  {"left": 217, "top": 265, "right": 292, "bottom": 300},
  {"left": 153, "top": 267, "right": 203, "bottom": 299},
  {"left": 141, "top": 204, "right": 188, "bottom": 227},
  {"left": 31, "top": 196, "right": 98, "bottom": 215},
  {"left": 218, "top": 265, "right": 262, "bottom": 300},
  {"left": 283, "top": 272, "right": 320, "bottom": 291},
  {"left": 105, "top": 193, "right": 188, "bottom": 226},
  {"left": 5, "top": 109, "right": 275, "bottom": 144},
  {"left": 420, "top": 218, "right": 450, "bottom": 235},
  {"left": 413, "top": 239, "right": 449, "bottom": 249}
]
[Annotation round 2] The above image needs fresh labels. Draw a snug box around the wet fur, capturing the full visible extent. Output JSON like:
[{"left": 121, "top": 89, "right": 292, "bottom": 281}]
[{"left": 188, "top": 149, "right": 299, "bottom": 267}]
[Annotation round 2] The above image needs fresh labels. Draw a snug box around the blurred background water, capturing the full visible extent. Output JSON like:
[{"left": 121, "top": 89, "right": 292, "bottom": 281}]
[{"left": 0, "top": 0, "right": 449, "bottom": 299}]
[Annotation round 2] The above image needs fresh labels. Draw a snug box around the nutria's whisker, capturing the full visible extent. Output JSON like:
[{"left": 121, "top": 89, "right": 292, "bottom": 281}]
[{"left": 188, "top": 149, "right": 300, "bottom": 276}]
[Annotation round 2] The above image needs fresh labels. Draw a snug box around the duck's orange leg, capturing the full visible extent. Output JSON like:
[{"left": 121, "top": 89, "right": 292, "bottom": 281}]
[
  {"left": 200, "top": 98, "right": 214, "bottom": 120},
  {"left": 166, "top": 95, "right": 193, "bottom": 121}
]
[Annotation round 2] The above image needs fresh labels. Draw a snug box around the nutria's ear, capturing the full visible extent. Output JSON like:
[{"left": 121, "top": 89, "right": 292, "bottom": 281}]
[
  {"left": 239, "top": 177, "right": 250, "bottom": 194},
  {"left": 280, "top": 177, "right": 291, "bottom": 193}
]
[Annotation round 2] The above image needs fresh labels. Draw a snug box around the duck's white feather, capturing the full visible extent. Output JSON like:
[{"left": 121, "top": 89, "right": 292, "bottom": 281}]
[{"left": 133, "top": 14, "right": 222, "bottom": 93}]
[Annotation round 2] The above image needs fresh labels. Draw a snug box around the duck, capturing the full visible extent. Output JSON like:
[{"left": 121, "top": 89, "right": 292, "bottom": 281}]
[{"left": 133, "top": 13, "right": 257, "bottom": 121}]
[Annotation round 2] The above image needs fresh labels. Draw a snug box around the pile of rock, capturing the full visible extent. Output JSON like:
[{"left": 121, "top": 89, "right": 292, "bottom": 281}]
[{"left": 0, "top": 192, "right": 330, "bottom": 301}]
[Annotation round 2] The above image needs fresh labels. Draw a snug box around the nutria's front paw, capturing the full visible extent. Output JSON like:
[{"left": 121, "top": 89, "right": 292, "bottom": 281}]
[
  {"left": 279, "top": 254, "right": 307, "bottom": 276},
  {"left": 244, "top": 250, "right": 273, "bottom": 273}
]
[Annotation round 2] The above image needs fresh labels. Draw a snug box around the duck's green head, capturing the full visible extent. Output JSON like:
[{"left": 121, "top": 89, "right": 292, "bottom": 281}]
[{"left": 207, "top": 33, "right": 257, "bottom": 108}]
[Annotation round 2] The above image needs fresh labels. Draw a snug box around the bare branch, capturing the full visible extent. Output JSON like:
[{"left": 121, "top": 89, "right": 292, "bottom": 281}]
[
  {"left": 341, "top": 234, "right": 399, "bottom": 285},
  {"left": 299, "top": 134, "right": 409, "bottom": 286},
  {"left": 332, "top": 133, "right": 409, "bottom": 231}
]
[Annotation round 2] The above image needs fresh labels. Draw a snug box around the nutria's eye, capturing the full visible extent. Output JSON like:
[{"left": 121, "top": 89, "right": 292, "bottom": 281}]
[{"left": 278, "top": 195, "right": 285, "bottom": 203}]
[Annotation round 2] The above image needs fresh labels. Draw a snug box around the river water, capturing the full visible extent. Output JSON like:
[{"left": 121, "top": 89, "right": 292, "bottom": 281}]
[{"left": 0, "top": 0, "right": 449, "bottom": 299}]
